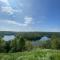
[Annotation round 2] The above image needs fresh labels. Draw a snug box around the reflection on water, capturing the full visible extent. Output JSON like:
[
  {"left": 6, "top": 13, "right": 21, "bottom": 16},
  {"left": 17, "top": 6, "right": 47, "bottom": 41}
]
[
  {"left": 3, "top": 35, "right": 15, "bottom": 41},
  {"left": 32, "top": 36, "right": 50, "bottom": 46},
  {"left": 3, "top": 35, "right": 50, "bottom": 42},
  {"left": 40, "top": 36, "right": 50, "bottom": 40}
]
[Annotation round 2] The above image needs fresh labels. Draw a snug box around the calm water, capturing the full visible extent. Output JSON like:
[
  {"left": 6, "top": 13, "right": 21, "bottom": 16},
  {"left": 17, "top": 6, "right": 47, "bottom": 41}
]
[
  {"left": 3, "top": 35, "right": 50, "bottom": 46},
  {"left": 3, "top": 35, "right": 49, "bottom": 41},
  {"left": 32, "top": 36, "right": 50, "bottom": 46},
  {"left": 3, "top": 35, "right": 15, "bottom": 41},
  {"left": 40, "top": 36, "right": 50, "bottom": 40}
]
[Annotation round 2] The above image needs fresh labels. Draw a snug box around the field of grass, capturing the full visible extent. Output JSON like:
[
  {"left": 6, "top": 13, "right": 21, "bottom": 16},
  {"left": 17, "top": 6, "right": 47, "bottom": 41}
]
[{"left": 0, "top": 48, "right": 60, "bottom": 60}]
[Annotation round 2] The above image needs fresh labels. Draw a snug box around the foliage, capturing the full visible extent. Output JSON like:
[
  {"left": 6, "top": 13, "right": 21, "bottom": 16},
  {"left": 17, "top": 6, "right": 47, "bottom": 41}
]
[
  {"left": 10, "top": 34, "right": 25, "bottom": 52},
  {"left": 0, "top": 48, "right": 60, "bottom": 60},
  {"left": 25, "top": 41, "right": 33, "bottom": 51},
  {"left": 0, "top": 32, "right": 60, "bottom": 53},
  {"left": 39, "top": 40, "right": 51, "bottom": 49},
  {"left": 51, "top": 34, "right": 60, "bottom": 49},
  {"left": 0, "top": 37, "right": 6, "bottom": 52}
]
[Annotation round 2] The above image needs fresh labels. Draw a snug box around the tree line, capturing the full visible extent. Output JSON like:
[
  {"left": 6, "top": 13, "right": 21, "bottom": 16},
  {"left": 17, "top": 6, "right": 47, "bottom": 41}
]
[{"left": 0, "top": 33, "right": 60, "bottom": 53}]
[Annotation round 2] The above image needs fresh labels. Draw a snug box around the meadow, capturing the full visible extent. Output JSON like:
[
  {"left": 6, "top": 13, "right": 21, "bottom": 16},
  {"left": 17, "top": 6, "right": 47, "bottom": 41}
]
[{"left": 0, "top": 48, "right": 60, "bottom": 60}]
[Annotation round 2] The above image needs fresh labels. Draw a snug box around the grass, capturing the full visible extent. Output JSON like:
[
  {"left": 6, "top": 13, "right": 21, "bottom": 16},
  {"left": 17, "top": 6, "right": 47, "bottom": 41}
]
[{"left": 0, "top": 48, "right": 60, "bottom": 60}]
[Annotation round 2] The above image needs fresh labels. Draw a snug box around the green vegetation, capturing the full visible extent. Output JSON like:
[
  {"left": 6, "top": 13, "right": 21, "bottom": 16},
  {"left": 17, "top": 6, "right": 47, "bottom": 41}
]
[
  {"left": 51, "top": 34, "right": 60, "bottom": 49},
  {"left": 0, "top": 48, "right": 60, "bottom": 60},
  {"left": 0, "top": 32, "right": 60, "bottom": 59},
  {"left": 0, "top": 32, "right": 60, "bottom": 52}
]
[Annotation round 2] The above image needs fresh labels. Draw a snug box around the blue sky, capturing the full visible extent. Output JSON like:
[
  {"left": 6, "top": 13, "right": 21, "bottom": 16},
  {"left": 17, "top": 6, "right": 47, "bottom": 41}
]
[{"left": 0, "top": 0, "right": 60, "bottom": 32}]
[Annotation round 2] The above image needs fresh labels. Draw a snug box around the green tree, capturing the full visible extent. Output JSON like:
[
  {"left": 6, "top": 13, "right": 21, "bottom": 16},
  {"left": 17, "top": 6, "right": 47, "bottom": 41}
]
[
  {"left": 17, "top": 37, "right": 25, "bottom": 51},
  {"left": 51, "top": 34, "right": 60, "bottom": 49},
  {"left": 25, "top": 41, "right": 33, "bottom": 51},
  {"left": 10, "top": 34, "right": 25, "bottom": 52},
  {"left": 0, "top": 37, "right": 5, "bottom": 52},
  {"left": 9, "top": 39, "right": 17, "bottom": 52}
]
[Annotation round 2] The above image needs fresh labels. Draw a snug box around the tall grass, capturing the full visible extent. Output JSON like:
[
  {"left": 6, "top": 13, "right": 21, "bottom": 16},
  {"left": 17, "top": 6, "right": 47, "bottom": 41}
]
[{"left": 0, "top": 48, "right": 60, "bottom": 60}]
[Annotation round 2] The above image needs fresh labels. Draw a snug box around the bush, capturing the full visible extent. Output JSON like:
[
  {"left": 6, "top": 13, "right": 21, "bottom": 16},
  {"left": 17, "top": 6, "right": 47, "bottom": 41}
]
[
  {"left": 51, "top": 34, "right": 60, "bottom": 49},
  {"left": 25, "top": 41, "right": 33, "bottom": 51}
]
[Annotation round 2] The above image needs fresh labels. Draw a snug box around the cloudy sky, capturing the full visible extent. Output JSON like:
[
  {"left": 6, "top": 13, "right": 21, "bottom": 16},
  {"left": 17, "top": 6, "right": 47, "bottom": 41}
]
[{"left": 0, "top": 0, "right": 60, "bottom": 32}]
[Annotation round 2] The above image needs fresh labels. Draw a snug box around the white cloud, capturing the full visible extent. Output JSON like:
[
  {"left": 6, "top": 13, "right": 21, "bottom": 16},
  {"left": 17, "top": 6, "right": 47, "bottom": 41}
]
[
  {"left": 0, "top": 0, "right": 22, "bottom": 15},
  {"left": 0, "top": 0, "right": 9, "bottom": 5},
  {"left": 0, "top": 20, "right": 24, "bottom": 26},
  {"left": 0, "top": 16, "right": 32, "bottom": 26},
  {"left": 24, "top": 16, "right": 32, "bottom": 26},
  {"left": 1, "top": 6, "right": 14, "bottom": 14},
  {"left": 1, "top": 6, "right": 19, "bottom": 15}
]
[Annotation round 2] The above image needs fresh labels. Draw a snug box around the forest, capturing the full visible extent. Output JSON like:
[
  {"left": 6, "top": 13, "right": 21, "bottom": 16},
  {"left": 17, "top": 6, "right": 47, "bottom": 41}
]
[{"left": 0, "top": 31, "right": 60, "bottom": 53}]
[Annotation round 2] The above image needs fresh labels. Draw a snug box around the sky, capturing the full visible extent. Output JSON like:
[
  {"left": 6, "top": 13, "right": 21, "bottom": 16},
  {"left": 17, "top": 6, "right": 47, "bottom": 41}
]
[{"left": 0, "top": 0, "right": 60, "bottom": 32}]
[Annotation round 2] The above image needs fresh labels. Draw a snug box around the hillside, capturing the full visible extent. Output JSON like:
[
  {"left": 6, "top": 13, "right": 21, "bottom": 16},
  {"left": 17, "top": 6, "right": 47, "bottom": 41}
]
[{"left": 0, "top": 48, "right": 60, "bottom": 60}]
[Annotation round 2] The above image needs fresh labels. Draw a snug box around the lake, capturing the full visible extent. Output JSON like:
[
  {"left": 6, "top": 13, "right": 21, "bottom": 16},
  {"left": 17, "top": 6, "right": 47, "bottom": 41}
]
[
  {"left": 3, "top": 35, "right": 50, "bottom": 41},
  {"left": 3, "top": 35, "right": 15, "bottom": 41}
]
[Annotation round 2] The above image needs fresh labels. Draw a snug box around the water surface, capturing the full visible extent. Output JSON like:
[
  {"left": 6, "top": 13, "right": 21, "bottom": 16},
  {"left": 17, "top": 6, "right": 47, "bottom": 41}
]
[{"left": 3, "top": 35, "right": 15, "bottom": 41}]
